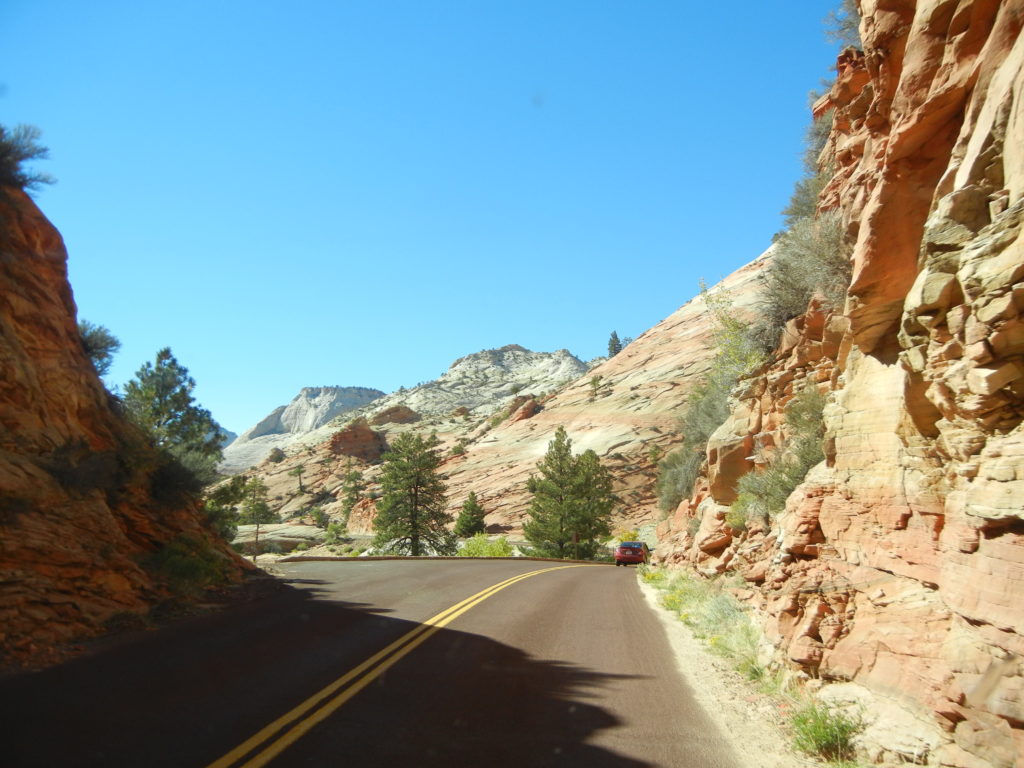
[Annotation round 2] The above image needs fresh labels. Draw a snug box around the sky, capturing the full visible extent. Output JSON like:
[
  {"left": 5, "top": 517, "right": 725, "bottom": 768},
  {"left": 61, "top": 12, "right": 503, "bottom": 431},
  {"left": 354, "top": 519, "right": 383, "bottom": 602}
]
[{"left": 1, "top": 1, "right": 843, "bottom": 435}]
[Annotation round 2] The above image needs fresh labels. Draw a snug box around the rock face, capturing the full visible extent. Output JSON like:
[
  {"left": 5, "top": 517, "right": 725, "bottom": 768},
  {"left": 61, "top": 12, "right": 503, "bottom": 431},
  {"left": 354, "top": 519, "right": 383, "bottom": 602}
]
[
  {"left": 231, "top": 345, "right": 603, "bottom": 528},
  {"left": 239, "top": 264, "right": 768, "bottom": 538},
  {"left": 437, "top": 260, "right": 769, "bottom": 535},
  {"left": 365, "top": 344, "right": 589, "bottom": 422},
  {"left": 220, "top": 347, "right": 585, "bottom": 474},
  {"left": 221, "top": 386, "right": 383, "bottom": 472},
  {"left": 240, "top": 253, "right": 770, "bottom": 537},
  {"left": 0, "top": 190, "right": 244, "bottom": 665},
  {"left": 328, "top": 419, "right": 388, "bottom": 463},
  {"left": 657, "top": 3, "right": 1024, "bottom": 765},
  {"left": 369, "top": 405, "right": 419, "bottom": 426}
]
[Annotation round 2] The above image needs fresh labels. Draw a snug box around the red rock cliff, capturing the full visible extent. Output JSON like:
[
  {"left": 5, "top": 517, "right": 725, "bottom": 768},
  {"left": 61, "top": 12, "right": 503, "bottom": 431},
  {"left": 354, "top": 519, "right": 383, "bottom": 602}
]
[
  {"left": 657, "top": 2, "right": 1024, "bottom": 766},
  {"left": 0, "top": 189, "right": 244, "bottom": 665}
]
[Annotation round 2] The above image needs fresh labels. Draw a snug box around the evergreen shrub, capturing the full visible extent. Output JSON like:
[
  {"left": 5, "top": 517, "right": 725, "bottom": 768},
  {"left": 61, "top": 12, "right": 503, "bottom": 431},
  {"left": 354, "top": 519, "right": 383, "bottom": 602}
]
[{"left": 730, "top": 386, "right": 826, "bottom": 527}]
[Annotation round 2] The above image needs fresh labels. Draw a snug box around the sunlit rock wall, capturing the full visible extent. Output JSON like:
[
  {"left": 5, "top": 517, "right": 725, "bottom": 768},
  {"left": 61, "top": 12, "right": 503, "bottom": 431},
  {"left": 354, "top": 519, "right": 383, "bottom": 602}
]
[
  {"left": 657, "top": 2, "right": 1024, "bottom": 765},
  {"left": 0, "top": 189, "right": 244, "bottom": 665}
]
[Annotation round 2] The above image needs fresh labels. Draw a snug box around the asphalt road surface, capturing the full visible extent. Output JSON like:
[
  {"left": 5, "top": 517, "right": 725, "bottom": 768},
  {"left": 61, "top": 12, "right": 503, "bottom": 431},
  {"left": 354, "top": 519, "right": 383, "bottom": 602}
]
[{"left": 2, "top": 560, "right": 741, "bottom": 767}]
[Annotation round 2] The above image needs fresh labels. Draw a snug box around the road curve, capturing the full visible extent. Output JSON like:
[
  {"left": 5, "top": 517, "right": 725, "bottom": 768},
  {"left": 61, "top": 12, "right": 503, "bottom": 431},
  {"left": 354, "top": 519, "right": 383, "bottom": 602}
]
[{"left": 1, "top": 560, "right": 740, "bottom": 767}]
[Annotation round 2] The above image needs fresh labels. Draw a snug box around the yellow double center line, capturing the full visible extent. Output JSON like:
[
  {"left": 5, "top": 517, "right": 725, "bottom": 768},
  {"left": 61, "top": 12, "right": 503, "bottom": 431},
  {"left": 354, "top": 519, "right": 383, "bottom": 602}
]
[{"left": 208, "top": 564, "right": 588, "bottom": 768}]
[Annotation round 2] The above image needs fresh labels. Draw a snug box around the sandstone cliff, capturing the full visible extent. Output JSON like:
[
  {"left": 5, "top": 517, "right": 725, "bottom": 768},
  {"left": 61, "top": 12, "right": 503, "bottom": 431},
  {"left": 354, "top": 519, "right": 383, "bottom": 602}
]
[
  {"left": 0, "top": 189, "right": 245, "bottom": 666},
  {"left": 655, "top": 2, "right": 1024, "bottom": 765}
]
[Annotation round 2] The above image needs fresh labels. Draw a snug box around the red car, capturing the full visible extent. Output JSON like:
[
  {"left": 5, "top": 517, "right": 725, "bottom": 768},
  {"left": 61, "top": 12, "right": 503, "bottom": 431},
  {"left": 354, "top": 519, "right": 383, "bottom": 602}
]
[{"left": 614, "top": 541, "right": 650, "bottom": 566}]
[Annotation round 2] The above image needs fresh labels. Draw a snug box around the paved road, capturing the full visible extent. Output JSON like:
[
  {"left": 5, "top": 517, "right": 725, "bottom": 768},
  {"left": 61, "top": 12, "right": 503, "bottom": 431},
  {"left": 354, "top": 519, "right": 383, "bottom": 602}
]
[{"left": 1, "top": 560, "right": 740, "bottom": 767}]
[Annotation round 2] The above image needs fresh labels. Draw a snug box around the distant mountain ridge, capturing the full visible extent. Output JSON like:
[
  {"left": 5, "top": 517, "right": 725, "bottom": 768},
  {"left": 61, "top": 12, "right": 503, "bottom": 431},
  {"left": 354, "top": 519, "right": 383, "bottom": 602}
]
[
  {"left": 361, "top": 344, "right": 589, "bottom": 422},
  {"left": 220, "top": 347, "right": 588, "bottom": 473},
  {"left": 243, "top": 386, "right": 384, "bottom": 438},
  {"left": 221, "top": 386, "right": 384, "bottom": 472}
]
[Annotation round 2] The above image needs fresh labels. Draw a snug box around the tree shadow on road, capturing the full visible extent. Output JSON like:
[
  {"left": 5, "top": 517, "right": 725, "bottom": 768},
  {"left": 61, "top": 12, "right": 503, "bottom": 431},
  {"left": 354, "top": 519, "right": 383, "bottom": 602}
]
[{"left": 2, "top": 577, "right": 656, "bottom": 767}]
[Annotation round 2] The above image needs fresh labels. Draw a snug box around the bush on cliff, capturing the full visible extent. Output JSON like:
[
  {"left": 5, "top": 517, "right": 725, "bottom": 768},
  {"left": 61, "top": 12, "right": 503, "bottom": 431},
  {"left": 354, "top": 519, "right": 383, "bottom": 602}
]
[
  {"left": 755, "top": 55, "right": 852, "bottom": 355},
  {"left": 203, "top": 475, "right": 248, "bottom": 540},
  {"left": 78, "top": 320, "right": 121, "bottom": 378},
  {"left": 0, "top": 123, "right": 54, "bottom": 193},
  {"left": 123, "top": 347, "right": 225, "bottom": 489},
  {"left": 791, "top": 700, "right": 863, "bottom": 762},
  {"left": 753, "top": 212, "right": 850, "bottom": 352},
  {"left": 729, "top": 386, "right": 826, "bottom": 526},
  {"left": 656, "top": 375, "right": 729, "bottom": 512},
  {"left": 657, "top": 287, "right": 763, "bottom": 513},
  {"left": 142, "top": 535, "right": 231, "bottom": 598},
  {"left": 825, "top": 0, "right": 862, "bottom": 50}
]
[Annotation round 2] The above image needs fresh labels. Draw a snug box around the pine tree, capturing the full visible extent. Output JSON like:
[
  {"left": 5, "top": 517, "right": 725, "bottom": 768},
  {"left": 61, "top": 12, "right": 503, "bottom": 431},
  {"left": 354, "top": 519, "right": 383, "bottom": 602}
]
[
  {"left": 524, "top": 426, "right": 617, "bottom": 559},
  {"left": 608, "top": 331, "right": 623, "bottom": 356},
  {"left": 339, "top": 461, "right": 364, "bottom": 526},
  {"left": 570, "top": 449, "right": 616, "bottom": 557},
  {"left": 203, "top": 474, "right": 248, "bottom": 540},
  {"left": 288, "top": 464, "right": 306, "bottom": 493},
  {"left": 122, "top": 347, "right": 224, "bottom": 485},
  {"left": 372, "top": 432, "right": 455, "bottom": 556},
  {"left": 238, "top": 477, "right": 279, "bottom": 560},
  {"left": 454, "top": 491, "right": 487, "bottom": 537}
]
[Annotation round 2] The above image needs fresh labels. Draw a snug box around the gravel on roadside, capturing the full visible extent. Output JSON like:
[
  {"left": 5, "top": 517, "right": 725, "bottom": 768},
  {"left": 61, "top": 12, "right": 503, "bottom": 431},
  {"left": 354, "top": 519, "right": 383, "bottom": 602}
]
[{"left": 638, "top": 577, "right": 814, "bottom": 768}]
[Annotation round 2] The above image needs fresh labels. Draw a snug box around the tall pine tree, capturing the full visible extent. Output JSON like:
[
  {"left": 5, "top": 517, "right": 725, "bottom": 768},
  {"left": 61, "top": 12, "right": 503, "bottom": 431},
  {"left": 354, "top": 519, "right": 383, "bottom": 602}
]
[
  {"left": 524, "top": 427, "right": 617, "bottom": 559},
  {"left": 339, "top": 461, "right": 365, "bottom": 526},
  {"left": 372, "top": 432, "right": 455, "bottom": 556},
  {"left": 570, "top": 449, "right": 616, "bottom": 556},
  {"left": 122, "top": 347, "right": 224, "bottom": 485},
  {"left": 238, "top": 477, "right": 279, "bottom": 560}
]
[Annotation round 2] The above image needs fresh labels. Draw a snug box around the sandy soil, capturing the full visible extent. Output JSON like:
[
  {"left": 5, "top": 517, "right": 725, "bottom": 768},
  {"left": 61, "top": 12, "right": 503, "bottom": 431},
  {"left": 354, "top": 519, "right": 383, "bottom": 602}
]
[{"left": 638, "top": 578, "right": 816, "bottom": 768}]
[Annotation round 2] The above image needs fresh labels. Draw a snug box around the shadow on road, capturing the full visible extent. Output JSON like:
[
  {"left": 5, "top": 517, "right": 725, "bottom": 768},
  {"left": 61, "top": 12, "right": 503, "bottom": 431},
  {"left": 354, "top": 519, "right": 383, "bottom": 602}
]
[{"left": 1, "top": 577, "right": 650, "bottom": 767}]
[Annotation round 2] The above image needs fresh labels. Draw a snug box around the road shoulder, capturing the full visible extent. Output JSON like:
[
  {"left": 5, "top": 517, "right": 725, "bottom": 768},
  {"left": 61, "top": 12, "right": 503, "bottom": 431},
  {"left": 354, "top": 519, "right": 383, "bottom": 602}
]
[{"left": 637, "top": 577, "right": 802, "bottom": 768}]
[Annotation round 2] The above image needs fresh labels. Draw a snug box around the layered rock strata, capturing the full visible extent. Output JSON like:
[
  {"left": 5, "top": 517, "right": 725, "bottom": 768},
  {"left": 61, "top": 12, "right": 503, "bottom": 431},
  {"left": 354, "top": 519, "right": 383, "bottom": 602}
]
[
  {"left": 658, "top": 2, "right": 1024, "bottom": 765},
  {"left": 0, "top": 190, "right": 245, "bottom": 665}
]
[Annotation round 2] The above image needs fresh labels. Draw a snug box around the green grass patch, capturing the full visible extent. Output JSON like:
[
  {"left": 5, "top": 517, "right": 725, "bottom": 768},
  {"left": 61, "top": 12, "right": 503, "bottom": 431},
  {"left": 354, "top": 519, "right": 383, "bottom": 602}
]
[
  {"left": 650, "top": 569, "right": 767, "bottom": 679},
  {"left": 791, "top": 700, "right": 863, "bottom": 762}
]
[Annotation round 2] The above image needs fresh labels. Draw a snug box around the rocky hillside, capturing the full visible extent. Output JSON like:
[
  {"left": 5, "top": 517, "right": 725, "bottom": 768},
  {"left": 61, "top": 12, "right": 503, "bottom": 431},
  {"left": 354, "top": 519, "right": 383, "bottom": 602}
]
[
  {"left": 221, "top": 386, "right": 383, "bottom": 472},
  {"left": 228, "top": 345, "right": 596, "bottom": 521},
  {"left": 240, "top": 258, "right": 767, "bottom": 535},
  {"left": 361, "top": 344, "right": 589, "bottom": 421},
  {"left": 221, "top": 347, "right": 588, "bottom": 475},
  {"left": 438, "top": 261, "right": 769, "bottom": 536},
  {"left": 654, "top": 2, "right": 1024, "bottom": 766},
  {"left": 0, "top": 189, "right": 246, "bottom": 667}
]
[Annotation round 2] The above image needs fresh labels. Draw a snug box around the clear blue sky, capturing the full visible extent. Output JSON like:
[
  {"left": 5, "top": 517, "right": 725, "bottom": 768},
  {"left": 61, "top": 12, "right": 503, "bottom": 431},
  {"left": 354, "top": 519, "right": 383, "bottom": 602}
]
[{"left": 2, "top": 1, "right": 841, "bottom": 434}]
